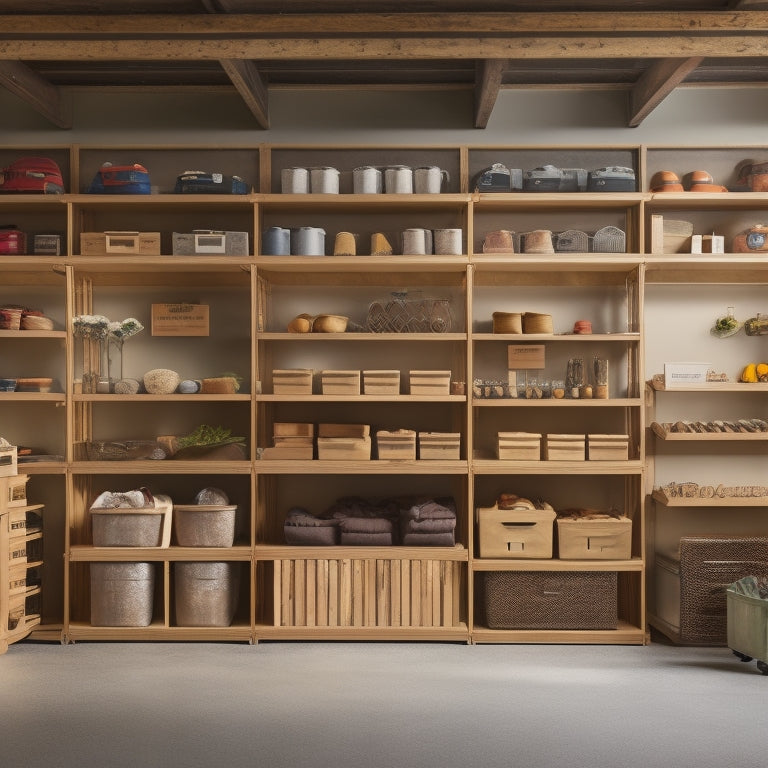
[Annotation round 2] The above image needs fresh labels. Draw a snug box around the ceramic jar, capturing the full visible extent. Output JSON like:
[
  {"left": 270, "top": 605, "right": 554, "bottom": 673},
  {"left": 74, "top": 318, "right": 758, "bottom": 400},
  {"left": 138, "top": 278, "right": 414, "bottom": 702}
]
[
  {"left": 401, "top": 228, "right": 432, "bottom": 255},
  {"left": 262, "top": 226, "right": 291, "bottom": 256},
  {"left": 281, "top": 167, "right": 309, "bottom": 194},
  {"left": 291, "top": 226, "right": 326, "bottom": 256},
  {"left": 353, "top": 166, "right": 383, "bottom": 194},
  {"left": 384, "top": 165, "right": 413, "bottom": 194},
  {"left": 414, "top": 166, "right": 450, "bottom": 194},
  {"left": 310, "top": 166, "right": 340, "bottom": 194}
]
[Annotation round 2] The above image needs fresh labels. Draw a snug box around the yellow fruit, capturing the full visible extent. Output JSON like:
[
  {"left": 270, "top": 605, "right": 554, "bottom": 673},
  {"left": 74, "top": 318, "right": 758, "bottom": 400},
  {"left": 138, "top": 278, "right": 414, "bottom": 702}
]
[
  {"left": 741, "top": 363, "right": 758, "bottom": 383},
  {"left": 758, "top": 363, "right": 768, "bottom": 382}
]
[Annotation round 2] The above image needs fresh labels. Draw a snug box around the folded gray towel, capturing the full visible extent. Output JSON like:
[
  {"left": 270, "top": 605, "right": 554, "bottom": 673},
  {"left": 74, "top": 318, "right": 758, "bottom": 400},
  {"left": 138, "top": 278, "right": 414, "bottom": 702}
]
[
  {"left": 340, "top": 532, "right": 394, "bottom": 546},
  {"left": 402, "top": 532, "right": 455, "bottom": 546}
]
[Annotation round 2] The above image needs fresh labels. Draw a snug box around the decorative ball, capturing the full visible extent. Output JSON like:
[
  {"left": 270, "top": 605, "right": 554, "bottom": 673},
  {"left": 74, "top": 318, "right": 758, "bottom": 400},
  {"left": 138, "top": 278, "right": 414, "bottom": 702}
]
[
  {"left": 143, "top": 368, "right": 180, "bottom": 395},
  {"left": 114, "top": 377, "right": 141, "bottom": 395},
  {"left": 178, "top": 379, "right": 200, "bottom": 394},
  {"left": 194, "top": 487, "right": 230, "bottom": 505}
]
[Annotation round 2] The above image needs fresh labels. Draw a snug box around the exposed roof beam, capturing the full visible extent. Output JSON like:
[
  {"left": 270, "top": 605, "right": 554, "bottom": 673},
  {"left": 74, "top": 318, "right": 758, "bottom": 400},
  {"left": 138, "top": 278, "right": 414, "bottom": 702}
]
[
  {"left": 0, "top": 60, "right": 72, "bottom": 128},
  {"left": 474, "top": 59, "right": 507, "bottom": 129},
  {"left": 628, "top": 56, "right": 704, "bottom": 127},
  {"left": 202, "top": 0, "right": 269, "bottom": 128}
]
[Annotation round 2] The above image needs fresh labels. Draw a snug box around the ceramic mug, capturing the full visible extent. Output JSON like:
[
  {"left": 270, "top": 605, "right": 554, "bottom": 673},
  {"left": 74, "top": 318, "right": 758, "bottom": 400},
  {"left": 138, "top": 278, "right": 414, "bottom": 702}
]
[
  {"left": 414, "top": 166, "right": 450, "bottom": 194},
  {"left": 384, "top": 165, "right": 413, "bottom": 194},
  {"left": 262, "top": 226, "right": 291, "bottom": 256},
  {"left": 310, "top": 166, "right": 340, "bottom": 194},
  {"left": 291, "top": 226, "right": 326, "bottom": 256},
  {"left": 353, "top": 166, "right": 383, "bottom": 194},
  {"left": 281, "top": 167, "right": 309, "bottom": 194},
  {"left": 401, "top": 228, "right": 433, "bottom": 255},
  {"left": 433, "top": 228, "right": 463, "bottom": 255}
]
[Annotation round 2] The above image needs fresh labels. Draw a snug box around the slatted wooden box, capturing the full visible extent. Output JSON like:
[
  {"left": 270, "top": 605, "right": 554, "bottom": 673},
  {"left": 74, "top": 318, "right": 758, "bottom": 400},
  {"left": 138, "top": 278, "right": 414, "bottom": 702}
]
[
  {"left": 273, "top": 556, "right": 463, "bottom": 628},
  {"left": 376, "top": 429, "right": 416, "bottom": 460},
  {"left": 587, "top": 434, "right": 629, "bottom": 461},
  {"left": 418, "top": 432, "right": 460, "bottom": 460},
  {"left": 544, "top": 433, "right": 586, "bottom": 461},
  {"left": 261, "top": 422, "right": 315, "bottom": 460},
  {"left": 272, "top": 368, "right": 313, "bottom": 394},
  {"left": 477, "top": 503, "right": 556, "bottom": 558},
  {"left": 498, "top": 432, "right": 541, "bottom": 460},
  {"left": 317, "top": 424, "right": 371, "bottom": 460},
  {"left": 556, "top": 516, "right": 632, "bottom": 560},
  {"left": 321, "top": 370, "right": 360, "bottom": 395},
  {"left": 81, "top": 231, "right": 161, "bottom": 256},
  {"left": 363, "top": 370, "right": 400, "bottom": 395},
  {"left": 409, "top": 370, "right": 451, "bottom": 395}
]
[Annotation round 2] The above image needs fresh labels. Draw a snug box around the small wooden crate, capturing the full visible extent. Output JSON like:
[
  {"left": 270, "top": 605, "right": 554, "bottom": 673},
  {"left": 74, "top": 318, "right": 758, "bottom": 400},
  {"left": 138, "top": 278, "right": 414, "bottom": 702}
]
[
  {"left": 363, "top": 370, "right": 400, "bottom": 395},
  {"left": 556, "top": 516, "right": 633, "bottom": 559},
  {"left": 262, "top": 422, "right": 315, "bottom": 460},
  {"left": 477, "top": 503, "right": 556, "bottom": 558},
  {"left": 544, "top": 433, "right": 586, "bottom": 461},
  {"left": 498, "top": 432, "right": 541, "bottom": 461},
  {"left": 0, "top": 443, "right": 18, "bottom": 477},
  {"left": 418, "top": 432, "right": 460, "bottom": 460},
  {"left": 588, "top": 434, "right": 629, "bottom": 461},
  {"left": 409, "top": 370, "right": 451, "bottom": 395},
  {"left": 321, "top": 370, "right": 360, "bottom": 395},
  {"left": 1, "top": 473, "right": 27, "bottom": 507},
  {"left": 81, "top": 231, "right": 161, "bottom": 256},
  {"left": 274, "top": 556, "right": 463, "bottom": 628},
  {"left": 317, "top": 423, "right": 371, "bottom": 460},
  {"left": 376, "top": 429, "right": 416, "bottom": 460},
  {"left": 273, "top": 368, "right": 313, "bottom": 394}
]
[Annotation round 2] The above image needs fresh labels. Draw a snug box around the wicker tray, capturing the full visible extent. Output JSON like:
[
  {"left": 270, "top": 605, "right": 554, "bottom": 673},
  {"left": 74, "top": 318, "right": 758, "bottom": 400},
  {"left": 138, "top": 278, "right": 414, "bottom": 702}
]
[{"left": 366, "top": 293, "right": 452, "bottom": 333}]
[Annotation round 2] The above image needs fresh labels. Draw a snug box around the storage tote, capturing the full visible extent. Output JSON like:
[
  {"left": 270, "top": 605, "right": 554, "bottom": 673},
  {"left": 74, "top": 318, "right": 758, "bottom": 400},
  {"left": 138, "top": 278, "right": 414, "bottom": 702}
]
[
  {"left": 174, "top": 561, "right": 240, "bottom": 627},
  {"left": 90, "top": 562, "right": 155, "bottom": 626}
]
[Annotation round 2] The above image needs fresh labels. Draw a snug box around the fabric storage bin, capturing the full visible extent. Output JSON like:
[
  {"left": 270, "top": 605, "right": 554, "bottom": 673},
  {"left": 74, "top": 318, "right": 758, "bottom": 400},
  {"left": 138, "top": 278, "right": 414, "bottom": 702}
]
[
  {"left": 477, "top": 502, "right": 555, "bottom": 558},
  {"left": 556, "top": 516, "right": 632, "bottom": 559},
  {"left": 481, "top": 570, "right": 618, "bottom": 630},
  {"left": 90, "top": 494, "right": 172, "bottom": 547},
  {"left": 90, "top": 562, "right": 155, "bottom": 626},
  {"left": 727, "top": 580, "right": 768, "bottom": 669},
  {"left": 174, "top": 561, "right": 240, "bottom": 627},
  {"left": 173, "top": 504, "right": 237, "bottom": 547}
]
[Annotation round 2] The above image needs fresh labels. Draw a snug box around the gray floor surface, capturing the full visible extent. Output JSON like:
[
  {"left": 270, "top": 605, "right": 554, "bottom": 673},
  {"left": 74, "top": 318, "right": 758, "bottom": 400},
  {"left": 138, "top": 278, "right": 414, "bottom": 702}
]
[{"left": 1, "top": 639, "right": 766, "bottom": 768}]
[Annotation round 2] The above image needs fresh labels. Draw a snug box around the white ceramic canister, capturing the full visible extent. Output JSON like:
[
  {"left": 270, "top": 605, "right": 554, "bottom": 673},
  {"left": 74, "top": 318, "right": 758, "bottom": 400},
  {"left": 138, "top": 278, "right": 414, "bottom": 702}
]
[
  {"left": 384, "top": 165, "right": 413, "bottom": 194},
  {"left": 353, "top": 166, "right": 383, "bottom": 194},
  {"left": 310, "top": 166, "right": 340, "bottom": 194},
  {"left": 291, "top": 226, "right": 326, "bottom": 256},
  {"left": 281, "top": 167, "right": 309, "bottom": 194},
  {"left": 401, "top": 228, "right": 433, "bottom": 255},
  {"left": 262, "top": 226, "right": 291, "bottom": 256},
  {"left": 414, "top": 166, "right": 450, "bottom": 194},
  {"left": 433, "top": 228, "right": 463, "bottom": 255}
]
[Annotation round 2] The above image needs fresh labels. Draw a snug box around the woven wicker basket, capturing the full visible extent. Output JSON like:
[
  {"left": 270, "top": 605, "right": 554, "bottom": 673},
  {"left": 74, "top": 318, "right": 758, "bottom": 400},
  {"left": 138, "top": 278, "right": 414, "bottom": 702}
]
[
  {"left": 522, "top": 312, "right": 554, "bottom": 334},
  {"left": 492, "top": 311, "right": 523, "bottom": 334},
  {"left": 592, "top": 225, "right": 626, "bottom": 253},
  {"left": 0, "top": 307, "right": 22, "bottom": 330},
  {"left": 554, "top": 229, "right": 589, "bottom": 253}
]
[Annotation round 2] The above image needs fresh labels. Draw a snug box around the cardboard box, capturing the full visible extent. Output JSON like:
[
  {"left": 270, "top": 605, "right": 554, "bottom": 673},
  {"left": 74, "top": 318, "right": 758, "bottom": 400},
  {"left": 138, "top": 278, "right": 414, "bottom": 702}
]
[
  {"left": 321, "top": 370, "right": 360, "bottom": 395},
  {"left": 664, "top": 362, "right": 710, "bottom": 387},
  {"left": 556, "top": 516, "right": 632, "bottom": 559},
  {"left": 81, "top": 231, "right": 161, "bottom": 256},
  {"left": 363, "top": 370, "right": 400, "bottom": 395},
  {"left": 272, "top": 369, "right": 313, "bottom": 394},
  {"left": 418, "top": 432, "right": 460, "bottom": 460},
  {"left": 498, "top": 432, "right": 541, "bottom": 460},
  {"left": 376, "top": 429, "right": 416, "bottom": 460},
  {"left": 544, "top": 433, "right": 585, "bottom": 461},
  {"left": 477, "top": 502, "right": 556, "bottom": 558},
  {"left": 587, "top": 434, "right": 629, "bottom": 461},
  {"left": 409, "top": 370, "right": 451, "bottom": 395}
]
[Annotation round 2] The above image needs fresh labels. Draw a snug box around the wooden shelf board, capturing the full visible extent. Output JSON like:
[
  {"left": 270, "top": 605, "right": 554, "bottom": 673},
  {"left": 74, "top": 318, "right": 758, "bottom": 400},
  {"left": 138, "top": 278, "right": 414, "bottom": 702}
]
[
  {"left": 652, "top": 489, "right": 768, "bottom": 507},
  {"left": 69, "top": 545, "right": 253, "bottom": 562},
  {"left": 475, "top": 192, "right": 646, "bottom": 207},
  {"left": 16, "top": 461, "right": 67, "bottom": 474},
  {"left": 257, "top": 332, "right": 466, "bottom": 341},
  {"left": 471, "top": 557, "right": 644, "bottom": 572},
  {"left": 73, "top": 393, "right": 251, "bottom": 402},
  {"left": 472, "top": 332, "right": 639, "bottom": 342},
  {"left": 471, "top": 458, "right": 643, "bottom": 475},
  {"left": 649, "top": 380, "right": 768, "bottom": 393},
  {"left": 256, "top": 544, "right": 468, "bottom": 561},
  {"left": 0, "top": 329, "right": 67, "bottom": 339},
  {"left": 472, "top": 397, "right": 642, "bottom": 407},
  {"left": 70, "top": 460, "right": 252, "bottom": 474},
  {"left": 255, "top": 255, "right": 469, "bottom": 273},
  {"left": 255, "top": 459, "right": 468, "bottom": 474},
  {"left": 257, "top": 394, "right": 465, "bottom": 403},
  {"left": 255, "top": 624, "right": 469, "bottom": 642},
  {"left": 470, "top": 621, "right": 647, "bottom": 645},
  {"left": 65, "top": 622, "right": 253, "bottom": 642},
  {"left": 651, "top": 423, "right": 768, "bottom": 440}
]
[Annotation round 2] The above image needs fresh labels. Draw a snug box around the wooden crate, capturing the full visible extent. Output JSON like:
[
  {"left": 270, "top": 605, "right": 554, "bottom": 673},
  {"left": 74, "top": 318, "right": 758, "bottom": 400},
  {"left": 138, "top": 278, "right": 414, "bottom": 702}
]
[
  {"left": 409, "top": 370, "right": 451, "bottom": 395},
  {"left": 418, "top": 432, "right": 460, "bottom": 460},
  {"left": 376, "top": 429, "right": 416, "bottom": 460},
  {"left": 81, "top": 231, "right": 161, "bottom": 256},
  {"left": 477, "top": 503, "right": 556, "bottom": 558},
  {"left": 321, "top": 370, "right": 361, "bottom": 395},
  {"left": 544, "top": 433, "right": 586, "bottom": 461},
  {"left": 262, "top": 422, "right": 315, "bottom": 460},
  {"left": 273, "top": 368, "right": 313, "bottom": 394},
  {"left": 588, "top": 434, "right": 629, "bottom": 461},
  {"left": 274, "top": 556, "right": 463, "bottom": 628},
  {"left": 498, "top": 432, "right": 542, "bottom": 460},
  {"left": 318, "top": 423, "right": 371, "bottom": 460},
  {"left": 363, "top": 369, "right": 400, "bottom": 395},
  {"left": 1, "top": 474, "right": 27, "bottom": 507},
  {"left": 556, "top": 516, "right": 632, "bottom": 559}
]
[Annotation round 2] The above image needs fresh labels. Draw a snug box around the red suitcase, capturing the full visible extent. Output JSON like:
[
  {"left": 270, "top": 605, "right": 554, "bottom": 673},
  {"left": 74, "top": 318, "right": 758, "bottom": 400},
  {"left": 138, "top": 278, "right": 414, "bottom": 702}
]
[
  {"left": 0, "top": 227, "right": 27, "bottom": 254},
  {"left": 0, "top": 156, "right": 64, "bottom": 194}
]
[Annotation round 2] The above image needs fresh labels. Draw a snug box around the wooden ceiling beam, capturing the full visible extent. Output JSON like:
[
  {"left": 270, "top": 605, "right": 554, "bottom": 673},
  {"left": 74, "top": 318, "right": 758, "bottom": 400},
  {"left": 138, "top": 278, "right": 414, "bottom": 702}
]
[
  {"left": 628, "top": 56, "right": 704, "bottom": 127},
  {"left": 474, "top": 59, "right": 508, "bottom": 129},
  {"left": 0, "top": 60, "right": 72, "bottom": 128}
]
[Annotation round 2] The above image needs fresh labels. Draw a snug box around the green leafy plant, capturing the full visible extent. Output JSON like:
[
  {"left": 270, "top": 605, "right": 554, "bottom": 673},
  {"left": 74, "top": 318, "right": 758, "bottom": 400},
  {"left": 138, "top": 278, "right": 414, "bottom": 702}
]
[{"left": 176, "top": 424, "right": 245, "bottom": 450}]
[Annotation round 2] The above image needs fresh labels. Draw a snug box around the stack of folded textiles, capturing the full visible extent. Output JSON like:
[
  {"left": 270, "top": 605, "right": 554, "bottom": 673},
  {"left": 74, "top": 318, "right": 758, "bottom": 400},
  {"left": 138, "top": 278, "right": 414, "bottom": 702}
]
[
  {"left": 400, "top": 497, "right": 456, "bottom": 546},
  {"left": 327, "top": 496, "right": 400, "bottom": 545},
  {"left": 283, "top": 507, "right": 340, "bottom": 545}
]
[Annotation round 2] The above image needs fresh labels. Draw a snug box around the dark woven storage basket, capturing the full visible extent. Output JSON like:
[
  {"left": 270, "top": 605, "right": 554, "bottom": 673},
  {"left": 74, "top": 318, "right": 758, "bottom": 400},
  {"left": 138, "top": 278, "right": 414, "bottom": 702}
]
[
  {"left": 679, "top": 536, "right": 768, "bottom": 645},
  {"left": 481, "top": 570, "right": 617, "bottom": 630}
]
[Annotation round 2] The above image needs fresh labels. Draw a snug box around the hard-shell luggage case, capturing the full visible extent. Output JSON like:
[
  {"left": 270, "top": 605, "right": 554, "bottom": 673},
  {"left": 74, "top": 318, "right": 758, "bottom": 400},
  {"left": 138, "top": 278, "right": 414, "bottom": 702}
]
[
  {"left": 0, "top": 156, "right": 64, "bottom": 194},
  {"left": 87, "top": 162, "right": 151, "bottom": 194},
  {"left": 523, "top": 165, "right": 562, "bottom": 192},
  {"left": 587, "top": 166, "right": 636, "bottom": 192},
  {"left": 174, "top": 170, "right": 249, "bottom": 195}
]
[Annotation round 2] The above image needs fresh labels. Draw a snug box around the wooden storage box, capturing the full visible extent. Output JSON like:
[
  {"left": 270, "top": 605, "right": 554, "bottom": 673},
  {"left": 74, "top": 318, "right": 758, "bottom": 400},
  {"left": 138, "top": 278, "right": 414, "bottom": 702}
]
[
  {"left": 418, "top": 432, "right": 460, "bottom": 460},
  {"left": 588, "top": 434, "right": 629, "bottom": 461},
  {"left": 477, "top": 503, "right": 556, "bottom": 559},
  {"left": 8, "top": 562, "right": 28, "bottom": 597},
  {"left": 81, "top": 231, "right": 161, "bottom": 256},
  {"left": 376, "top": 429, "right": 416, "bottom": 460},
  {"left": 321, "top": 369, "right": 361, "bottom": 395},
  {"left": 556, "top": 516, "right": 632, "bottom": 559},
  {"left": 409, "top": 370, "right": 451, "bottom": 395},
  {"left": 498, "top": 432, "right": 541, "bottom": 461},
  {"left": 274, "top": 556, "right": 463, "bottom": 628},
  {"left": 272, "top": 368, "right": 313, "bottom": 394},
  {"left": 262, "top": 422, "right": 314, "bottom": 460},
  {"left": 317, "top": 423, "right": 371, "bottom": 460},
  {"left": 1, "top": 473, "right": 27, "bottom": 507},
  {"left": 480, "top": 570, "right": 618, "bottom": 629},
  {"left": 544, "top": 433, "right": 586, "bottom": 461},
  {"left": 363, "top": 369, "right": 400, "bottom": 395},
  {"left": 0, "top": 443, "right": 18, "bottom": 478}
]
